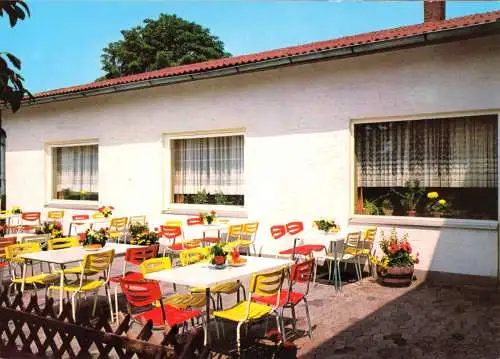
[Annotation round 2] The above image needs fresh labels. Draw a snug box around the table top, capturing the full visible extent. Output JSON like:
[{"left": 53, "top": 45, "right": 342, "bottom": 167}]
[
  {"left": 19, "top": 243, "right": 143, "bottom": 264},
  {"left": 145, "top": 255, "right": 291, "bottom": 288}
]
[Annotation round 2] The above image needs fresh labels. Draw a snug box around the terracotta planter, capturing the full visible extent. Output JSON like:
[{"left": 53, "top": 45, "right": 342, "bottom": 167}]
[
  {"left": 377, "top": 265, "right": 414, "bottom": 287},
  {"left": 407, "top": 210, "right": 417, "bottom": 217},
  {"left": 382, "top": 209, "right": 394, "bottom": 216},
  {"left": 213, "top": 255, "right": 226, "bottom": 265},
  {"left": 431, "top": 212, "right": 442, "bottom": 218}
]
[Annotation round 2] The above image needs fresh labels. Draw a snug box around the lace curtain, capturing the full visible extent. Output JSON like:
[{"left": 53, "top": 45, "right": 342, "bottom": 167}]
[
  {"left": 53, "top": 145, "right": 98, "bottom": 193},
  {"left": 172, "top": 135, "right": 244, "bottom": 195},
  {"left": 355, "top": 115, "right": 498, "bottom": 188}
]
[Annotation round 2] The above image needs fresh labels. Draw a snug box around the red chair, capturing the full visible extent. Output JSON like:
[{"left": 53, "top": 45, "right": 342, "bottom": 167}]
[
  {"left": 187, "top": 216, "right": 221, "bottom": 245},
  {"left": 109, "top": 245, "right": 159, "bottom": 323},
  {"left": 119, "top": 278, "right": 201, "bottom": 330},
  {"left": 69, "top": 214, "right": 90, "bottom": 238},
  {"left": 271, "top": 225, "right": 287, "bottom": 240},
  {"left": 159, "top": 225, "right": 200, "bottom": 257},
  {"left": 252, "top": 259, "right": 314, "bottom": 340},
  {"left": 17, "top": 212, "right": 41, "bottom": 233},
  {"left": 278, "top": 221, "right": 326, "bottom": 260}
]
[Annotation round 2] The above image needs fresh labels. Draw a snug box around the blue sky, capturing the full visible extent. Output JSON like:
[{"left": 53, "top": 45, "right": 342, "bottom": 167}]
[{"left": 3, "top": 1, "right": 500, "bottom": 93}]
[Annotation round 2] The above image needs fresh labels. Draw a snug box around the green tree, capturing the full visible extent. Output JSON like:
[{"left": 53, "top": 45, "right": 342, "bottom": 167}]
[
  {"left": 100, "top": 13, "right": 231, "bottom": 80},
  {"left": 0, "top": 0, "right": 31, "bottom": 113}
]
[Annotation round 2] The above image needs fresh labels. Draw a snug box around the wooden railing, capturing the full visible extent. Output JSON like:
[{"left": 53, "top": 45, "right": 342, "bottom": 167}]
[{"left": 0, "top": 288, "right": 208, "bottom": 358}]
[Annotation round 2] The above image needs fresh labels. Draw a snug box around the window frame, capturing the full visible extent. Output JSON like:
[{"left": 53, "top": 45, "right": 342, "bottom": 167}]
[
  {"left": 162, "top": 129, "right": 247, "bottom": 216},
  {"left": 349, "top": 110, "right": 500, "bottom": 229},
  {"left": 45, "top": 139, "right": 99, "bottom": 207}
]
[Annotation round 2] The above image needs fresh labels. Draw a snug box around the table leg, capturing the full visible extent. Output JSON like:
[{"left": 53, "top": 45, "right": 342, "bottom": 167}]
[
  {"left": 59, "top": 264, "right": 65, "bottom": 315},
  {"left": 67, "top": 222, "right": 73, "bottom": 237},
  {"left": 204, "top": 287, "right": 211, "bottom": 346},
  {"left": 20, "top": 261, "right": 27, "bottom": 293}
]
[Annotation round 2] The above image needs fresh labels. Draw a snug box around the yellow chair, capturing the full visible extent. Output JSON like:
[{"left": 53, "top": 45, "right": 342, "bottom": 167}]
[
  {"left": 47, "top": 237, "right": 79, "bottom": 250},
  {"left": 129, "top": 215, "right": 147, "bottom": 226},
  {"left": 238, "top": 221, "right": 259, "bottom": 256},
  {"left": 214, "top": 267, "right": 287, "bottom": 355},
  {"left": 47, "top": 210, "right": 64, "bottom": 224},
  {"left": 49, "top": 250, "right": 115, "bottom": 321},
  {"left": 222, "top": 224, "right": 243, "bottom": 252},
  {"left": 5, "top": 242, "right": 59, "bottom": 296},
  {"left": 182, "top": 247, "right": 245, "bottom": 310},
  {"left": 92, "top": 212, "right": 105, "bottom": 220},
  {"left": 163, "top": 219, "right": 183, "bottom": 227},
  {"left": 109, "top": 217, "right": 128, "bottom": 243},
  {"left": 140, "top": 257, "right": 172, "bottom": 274}
]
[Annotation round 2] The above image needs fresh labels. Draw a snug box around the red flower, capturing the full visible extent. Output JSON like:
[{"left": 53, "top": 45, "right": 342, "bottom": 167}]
[
  {"left": 98, "top": 207, "right": 103, "bottom": 212},
  {"left": 388, "top": 243, "right": 400, "bottom": 254},
  {"left": 210, "top": 210, "right": 216, "bottom": 215},
  {"left": 402, "top": 242, "right": 412, "bottom": 253},
  {"left": 154, "top": 227, "right": 159, "bottom": 232}
]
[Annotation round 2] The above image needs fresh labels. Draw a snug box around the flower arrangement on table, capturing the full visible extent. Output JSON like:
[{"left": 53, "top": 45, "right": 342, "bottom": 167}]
[
  {"left": 98, "top": 205, "right": 114, "bottom": 218},
  {"left": 313, "top": 218, "right": 340, "bottom": 233},
  {"left": 370, "top": 228, "right": 419, "bottom": 286},
  {"left": 200, "top": 210, "right": 217, "bottom": 225},
  {"left": 129, "top": 225, "right": 160, "bottom": 246},
  {"left": 35, "top": 221, "right": 64, "bottom": 239},
  {"left": 425, "top": 192, "right": 448, "bottom": 217},
  {"left": 82, "top": 228, "right": 109, "bottom": 248},
  {"left": 209, "top": 243, "right": 228, "bottom": 267}
]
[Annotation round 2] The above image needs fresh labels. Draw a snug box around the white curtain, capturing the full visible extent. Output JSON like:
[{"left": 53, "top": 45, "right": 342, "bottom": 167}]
[
  {"left": 173, "top": 135, "right": 244, "bottom": 195},
  {"left": 54, "top": 145, "right": 98, "bottom": 192},
  {"left": 356, "top": 115, "right": 498, "bottom": 188}
]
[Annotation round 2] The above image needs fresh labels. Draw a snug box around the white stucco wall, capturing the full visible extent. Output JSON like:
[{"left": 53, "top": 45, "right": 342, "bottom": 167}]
[{"left": 3, "top": 34, "right": 500, "bottom": 277}]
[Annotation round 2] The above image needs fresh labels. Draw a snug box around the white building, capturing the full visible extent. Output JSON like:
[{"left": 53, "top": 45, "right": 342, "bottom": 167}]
[{"left": 2, "top": 6, "right": 500, "bottom": 281}]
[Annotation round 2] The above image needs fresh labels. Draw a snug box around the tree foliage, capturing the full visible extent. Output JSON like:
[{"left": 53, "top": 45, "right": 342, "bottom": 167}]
[
  {"left": 100, "top": 14, "right": 231, "bottom": 79},
  {"left": 0, "top": 0, "right": 31, "bottom": 113}
]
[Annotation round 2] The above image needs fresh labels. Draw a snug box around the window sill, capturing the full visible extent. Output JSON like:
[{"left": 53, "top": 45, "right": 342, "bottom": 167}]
[
  {"left": 349, "top": 215, "right": 498, "bottom": 231},
  {"left": 44, "top": 201, "right": 99, "bottom": 211},
  {"left": 163, "top": 204, "right": 248, "bottom": 218}
]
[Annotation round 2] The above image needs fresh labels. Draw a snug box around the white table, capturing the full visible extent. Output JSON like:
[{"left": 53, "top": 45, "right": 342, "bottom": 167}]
[
  {"left": 145, "top": 255, "right": 291, "bottom": 345},
  {"left": 19, "top": 243, "right": 143, "bottom": 313}
]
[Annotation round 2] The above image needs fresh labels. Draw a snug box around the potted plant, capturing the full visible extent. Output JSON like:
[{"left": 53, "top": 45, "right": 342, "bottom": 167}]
[
  {"left": 370, "top": 228, "right": 419, "bottom": 286},
  {"left": 83, "top": 228, "right": 109, "bottom": 248},
  {"left": 130, "top": 227, "right": 160, "bottom": 246},
  {"left": 381, "top": 198, "right": 394, "bottom": 216},
  {"left": 363, "top": 199, "right": 379, "bottom": 215},
  {"left": 97, "top": 205, "right": 114, "bottom": 218},
  {"left": 391, "top": 180, "right": 426, "bottom": 216},
  {"left": 209, "top": 243, "right": 227, "bottom": 268},
  {"left": 313, "top": 218, "right": 339, "bottom": 233},
  {"left": 35, "top": 221, "right": 64, "bottom": 239},
  {"left": 200, "top": 210, "right": 216, "bottom": 225},
  {"left": 425, "top": 191, "right": 448, "bottom": 217}
]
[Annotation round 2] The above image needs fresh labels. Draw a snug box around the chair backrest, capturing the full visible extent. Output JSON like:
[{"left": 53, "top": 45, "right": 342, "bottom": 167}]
[
  {"left": 286, "top": 221, "right": 304, "bottom": 235},
  {"left": 227, "top": 224, "right": 243, "bottom": 242},
  {"left": 270, "top": 225, "right": 287, "bottom": 240},
  {"left": 289, "top": 259, "right": 314, "bottom": 296},
  {"left": 160, "top": 225, "right": 182, "bottom": 240},
  {"left": 363, "top": 227, "right": 377, "bottom": 251},
  {"left": 179, "top": 247, "right": 210, "bottom": 266},
  {"left": 23, "top": 235, "right": 49, "bottom": 248},
  {"left": 47, "top": 210, "right": 64, "bottom": 221},
  {"left": 163, "top": 220, "right": 182, "bottom": 227},
  {"left": 248, "top": 267, "right": 286, "bottom": 316},
  {"left": 82, "top": 250, "right": 115, "bottom": 277},
  {"left": 129, "top": 215, "right": 147, "bottom": 226},
  {"left": 92, "top": 212, "right": 105, "bottom": 220},
  {"left": 48, "top": 237, "right": 79, "bottom": 250},
  {"left": 110, "top": 217, "right": 128, "bottom": 230},
  {"left": 5, "top": 242, "right": 41, "bottom": 260},
  {"left": 242, "top": 221, "right": 259, "bottom": 237},
  {"left": 0, "top": 237, "right": 17, "bottom": 258},
  {"left": 217, "top": 218, "right": 230, "bottom": 224},
  {"left": 140, "top": 257, "right": 172, "bottom": 274},
  {"left": 120, "top": 278, "right": 163, "bottom": 308},
  {"left": 72, "top": 214, "right": 90, "bottom": 221},
  {"left": 344, "top": 231, "right": 362, "bottom": 252},
  {"left": 186, "top": 217, "right": 204, "bottom": 226},
  {"left": 125, "top": 245, "right": 158, "bottom": 266}
]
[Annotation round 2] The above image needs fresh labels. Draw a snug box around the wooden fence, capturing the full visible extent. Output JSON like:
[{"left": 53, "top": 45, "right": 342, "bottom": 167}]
[{"left": 0, "top": 288, "right": 208, "bottom": 358}]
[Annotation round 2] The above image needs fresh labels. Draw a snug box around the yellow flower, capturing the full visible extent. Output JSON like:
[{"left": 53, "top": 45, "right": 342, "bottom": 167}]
[
  {"left": 438, "top": 199, "right": 447, "bottom": 205},
  {"left": 427, "top": 192, "right": 439, "bottom": 199}
]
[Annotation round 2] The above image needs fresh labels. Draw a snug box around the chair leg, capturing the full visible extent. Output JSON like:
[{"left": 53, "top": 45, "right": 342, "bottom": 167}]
[
  {"left": 290, "top": 305, "right": 297, "bottom": 333},
  {"left": 92, "top": 291, "right": 99, "bottom": 317},
  {"left": 327, "top": 259, "right": 332, "bottom": 282},
  {"left": 303, "top": 298, "right": 313, "bottom": 340},
  {"left": 279, "top": 308, "right": 286, "bottom": 341},
  {"left": 105, "top": 284, "right": 113, "bottom": 322},
  {"left": 114, "top": 285, "right": 119, "bottom": 324},
  {"left": 236, "top": 321, "right": 244, "bottom": 356},
  {"left": 71, "top": 293, "right": 77, "bottom": 322}
]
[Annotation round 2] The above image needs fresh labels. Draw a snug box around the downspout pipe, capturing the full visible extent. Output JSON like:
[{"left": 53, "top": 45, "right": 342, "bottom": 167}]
[{"left": 0, "top": 110, "right": 5, "bottom": 213}]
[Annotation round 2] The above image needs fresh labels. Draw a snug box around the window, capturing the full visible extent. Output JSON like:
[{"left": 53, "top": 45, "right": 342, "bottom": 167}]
[
  {"left": 354, "top": 115, "right": 498, "bottom": 219},
  {"left": 172, "top": 135, "right": 244, "bottom": 206},
  {"left": 52, "top": 144, "right": 98, "bottom": 201}
]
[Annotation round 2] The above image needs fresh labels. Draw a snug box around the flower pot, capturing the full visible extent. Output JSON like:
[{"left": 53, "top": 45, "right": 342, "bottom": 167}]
[
  {"left": 383, "top": 209, "right": 394, "bottom": 216},
  {"left": 377, "top": 265, "right": 414, "bottom": 287},
  {"left": 407, "top": 210, "right": 417, "bottom": 217},
  {"left": 431, "top": 212, "right": 442, "bottom": 218},
  {"left": 213, "top": 255, "right": 226, "bottom": 265},
  {"left": 206, "top": 219, "right": 213, "bottom": 225}
]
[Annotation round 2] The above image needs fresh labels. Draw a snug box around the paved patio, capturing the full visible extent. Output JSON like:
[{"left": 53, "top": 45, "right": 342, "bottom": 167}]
[{"left": 4, "top": 257, "right": 500, "bottom": 358}]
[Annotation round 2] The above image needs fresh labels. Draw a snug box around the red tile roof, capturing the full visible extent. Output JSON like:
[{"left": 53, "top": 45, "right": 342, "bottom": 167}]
[{"left": 34, "top": 9, "right": 500, "bottom": 100}]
